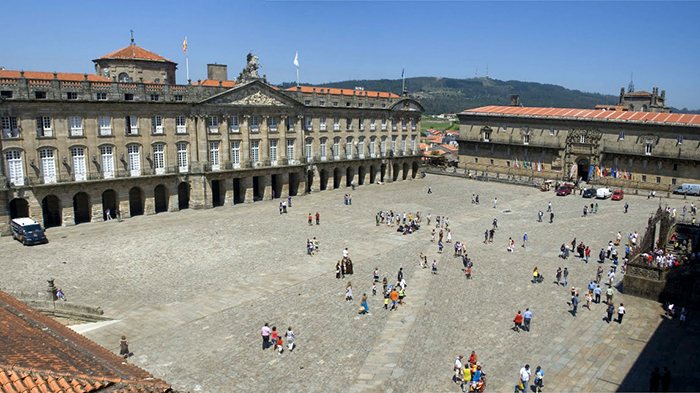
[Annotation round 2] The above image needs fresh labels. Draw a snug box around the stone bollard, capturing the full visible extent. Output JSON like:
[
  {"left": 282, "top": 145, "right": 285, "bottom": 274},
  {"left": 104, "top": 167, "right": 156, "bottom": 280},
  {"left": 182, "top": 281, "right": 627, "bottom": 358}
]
[{"left": 47, "top": 279, "right": 57, "bottom": 301}]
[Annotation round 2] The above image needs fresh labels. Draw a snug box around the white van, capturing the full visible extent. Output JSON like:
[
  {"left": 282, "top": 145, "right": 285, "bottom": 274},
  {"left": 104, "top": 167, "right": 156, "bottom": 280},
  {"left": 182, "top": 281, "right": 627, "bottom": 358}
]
[
  {"left": 596, "top": 188, "right": 612, "bottom": 199},
  {"left": 675, "top": 183, "right": 700, "bottom": 196}
]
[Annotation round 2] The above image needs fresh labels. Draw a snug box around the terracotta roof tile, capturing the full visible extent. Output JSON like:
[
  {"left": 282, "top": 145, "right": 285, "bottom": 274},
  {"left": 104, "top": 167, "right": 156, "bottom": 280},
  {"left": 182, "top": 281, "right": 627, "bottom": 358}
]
[
  {"left": 0, "top": 291, "right": 171, "bottom": 393},
  {"left": 0, "top": 70, "right": 111, "bottom": 83},
  {"left": 625, "top": 91, "right": 652, "bottom": 97},
  {"left": 284, "top": 85, "right": 399, "bottom": 98},
  {"left": 95, "top": 45, "right": 174, "bottom": 63},
  {"left": 191, "top": 79, "right": 236, "bottom": 87},
  {"left": 462, "top": 106, "right": 700, "bottom": 127}
]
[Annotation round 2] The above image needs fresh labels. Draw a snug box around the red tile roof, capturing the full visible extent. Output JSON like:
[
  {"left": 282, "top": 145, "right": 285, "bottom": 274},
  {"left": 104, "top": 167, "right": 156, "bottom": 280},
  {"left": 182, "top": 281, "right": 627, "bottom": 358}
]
[
  {"left": 625, "top": 91, "right": 652, "bottom": 97},
  {"left": 95, "top": 45, "right": 174, "bottom": 63},
  {"left": 461, "top": 106, "right": 700, "bottom": 127},
  {"left": 0, "top": 70, "right": 111, "bottom": 82},
  {"left": 191, "top": 79, "right": 237, "bottom": 87},
  {"left": 284, "top": 85, "right": 399, "bottom": 98},
  {"left": 0, "top": 291, "right": 171, "bottom": 393}
]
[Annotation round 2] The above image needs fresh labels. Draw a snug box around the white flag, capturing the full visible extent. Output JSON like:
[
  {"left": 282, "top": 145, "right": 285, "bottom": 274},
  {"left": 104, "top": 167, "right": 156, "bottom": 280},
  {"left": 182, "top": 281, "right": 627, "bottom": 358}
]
[{"left": 294, "top": 52, "right": 299, "bottom": 67}]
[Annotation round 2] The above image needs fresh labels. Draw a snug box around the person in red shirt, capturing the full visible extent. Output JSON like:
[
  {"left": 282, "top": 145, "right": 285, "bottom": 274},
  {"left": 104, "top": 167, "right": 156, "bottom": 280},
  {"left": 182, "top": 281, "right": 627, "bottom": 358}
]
[
  {"left": 513, "top": 311, "right": 523, "bottom": 332},
  {"left": 469, "top": 351, "right": 478, "bottom": 367}
]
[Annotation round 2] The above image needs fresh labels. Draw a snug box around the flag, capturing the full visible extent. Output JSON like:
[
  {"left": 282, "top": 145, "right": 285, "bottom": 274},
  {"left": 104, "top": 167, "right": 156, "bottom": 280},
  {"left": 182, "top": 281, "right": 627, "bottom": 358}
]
[
  {"left": 401, "top": 68, "right": 405, "bottom": 79},
  {"left": 183, "top": 37, "right": 187, "bottom": 53},
  {"left": 294, "top": 52, "right": 299, "bottom": 67}
]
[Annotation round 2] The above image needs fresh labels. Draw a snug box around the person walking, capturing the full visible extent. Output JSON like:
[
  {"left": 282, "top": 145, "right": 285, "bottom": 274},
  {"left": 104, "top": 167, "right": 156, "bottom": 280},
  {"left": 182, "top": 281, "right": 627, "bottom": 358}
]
[
  {"left": 315, "top": 211, "right": 320, "bottom": 225},
  {"left": 618, "top": 303, "right": 626, "bottom": 324},
  {"left": 562, "top": 267, "right": 569, "bottom": 287},
  {"left": 493, "top": 197, "right": 498, "bottom": 209},
  {"left": 606, "top": 303, "right": 615, "bottom": 323},
  {"left": 454, "top": 355, "right": 464, "bottom": 384},
  {"left": 594, "top": 285, "right": 602, "bottom": 303},
  {"left": 606, "top": 286, "right": 614, "bottom": 304},
  {"left": 286, "top": 326, "right": 295, "bottom": 351},
  {"left": 556, "top": 267, "right": 562, "bottom": 285},
  {"left": 550, "top": 212, "right": 554, "bottom": 223},
  {"left": 518, "top": 364, "right": 531, "bottom": 393},
  {"left": 547, "top": 202, "right": 552, "bottom": 212},
  {"left": 523, "top": 233, "right": 528, "bottom": 248},
  {"left": 534, "top": 366, "right": 544, "bottom": 393},
  {"left": 119, "top": 335, "right": 129, "bottom": 360},
  {"left": 427, "top": 186, "right": 432, "bottom": 194},
  {"left": 360, "top": 293, "right": 369, "bottom": 314},
  {"left": 261, "top": 323, "right": 271, "bottom": 350},
  {"left": 585, "top": 292, "right": 593, "bottom": 310},
  {"left": 571, "top": 294, "right": 579, "bottom": 316},
  {"left": 513, "top": 311, "right": 523, "bottom": 332},
  {"left": 345, "top": 282, "right": 353, "bottom": 301},
  {"left": 523, "top": 308, "right": 533, "bottom": 332},
  {"left": 538, "top": 210, "right": 543, "bottom": 222}
]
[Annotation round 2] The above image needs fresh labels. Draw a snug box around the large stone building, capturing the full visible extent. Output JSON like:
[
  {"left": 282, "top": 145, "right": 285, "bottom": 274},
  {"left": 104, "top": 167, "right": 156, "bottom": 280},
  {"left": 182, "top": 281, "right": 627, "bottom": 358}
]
[
  {"left": 0, "top": 42, "right": 423, "bottom": 234},
  {"left": 457, "top": 104, "right": 700, "bottom": 190}
]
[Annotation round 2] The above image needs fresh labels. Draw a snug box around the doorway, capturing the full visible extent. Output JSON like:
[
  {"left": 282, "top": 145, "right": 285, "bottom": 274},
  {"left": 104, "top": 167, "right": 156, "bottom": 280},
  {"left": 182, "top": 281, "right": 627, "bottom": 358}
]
[
  {"left": 578, "top": 159, "right": 590, "bottom": 182},
  {"left": 9, "top": 198, "right": 29, "bottom": 219},
  {"left": 73, "top": 192, "right": 91, "bottom": 224},
  {"left": 102, "top": 190, "right": 117, "bottom": 220},
  {"left": 178, "top": 182, "right": 190, "bottom": 209},
  {"left": 211, "top": 180, "right": 223, "bottom": 207},
  {"left": 154, "top": 185, "right": 168, "bottom": 213},
  {"left": 129, "top": 187, "right": 144, "bottom": 216},
  {"left": 41, "top": 195, "right": 61, "bottom": 228}
]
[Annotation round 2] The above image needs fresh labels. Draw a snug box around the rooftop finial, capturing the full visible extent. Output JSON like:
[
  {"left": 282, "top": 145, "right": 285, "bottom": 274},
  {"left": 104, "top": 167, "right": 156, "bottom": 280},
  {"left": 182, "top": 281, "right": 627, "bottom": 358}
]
[
  {"left": 628, "top": 71, "right": 634, "bottom": 93},
  {"left": 130, "top": 29, "right": 135, "bottom": 45}
]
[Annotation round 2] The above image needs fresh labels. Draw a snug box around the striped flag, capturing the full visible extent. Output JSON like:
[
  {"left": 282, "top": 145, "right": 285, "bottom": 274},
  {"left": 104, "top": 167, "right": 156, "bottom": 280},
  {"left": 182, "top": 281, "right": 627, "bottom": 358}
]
[{"left": 183, "top": 37, "right": 187, "bottom": 53}]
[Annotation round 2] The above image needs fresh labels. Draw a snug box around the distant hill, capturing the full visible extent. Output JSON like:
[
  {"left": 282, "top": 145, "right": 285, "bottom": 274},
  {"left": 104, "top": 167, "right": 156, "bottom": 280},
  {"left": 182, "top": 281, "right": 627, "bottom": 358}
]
[{"left": 279, "top": 77, "right": 698, "bottom": 115}]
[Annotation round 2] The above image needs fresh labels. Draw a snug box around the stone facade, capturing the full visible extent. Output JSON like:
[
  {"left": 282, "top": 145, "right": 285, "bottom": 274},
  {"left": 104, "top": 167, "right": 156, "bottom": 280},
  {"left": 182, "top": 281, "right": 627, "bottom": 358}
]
[
  {"left": 0, "top": 50, "right": 423, "bottom": 235},
  {"left": 619, "top": 87, "right": 669, "bottom": 113},
  {"left": 457, "top": 106, "right": 700, "bottom": 191}
]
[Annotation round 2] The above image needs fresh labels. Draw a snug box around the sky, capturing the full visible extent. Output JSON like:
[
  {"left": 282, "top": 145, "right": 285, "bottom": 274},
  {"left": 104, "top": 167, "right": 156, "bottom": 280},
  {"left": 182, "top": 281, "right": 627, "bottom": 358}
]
[{"left": 2, "top": 0, "right": 699, "bottom": 109}]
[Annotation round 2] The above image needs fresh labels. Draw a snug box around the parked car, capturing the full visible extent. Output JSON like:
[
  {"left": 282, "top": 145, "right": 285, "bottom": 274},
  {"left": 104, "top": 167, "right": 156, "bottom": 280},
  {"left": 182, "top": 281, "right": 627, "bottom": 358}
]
[
  {"left": 611, "top": 190, "right": 624, "bottom": 200},
  {"left": 556, "top": 186, "right": 572, "bottom": 196},
  {"left": 596, "top": 188, "right": 612, "bottom": 199},
  {"left": 673, "top": 183, "right": 700, "bottom": 196},
  {"left": 10, "top": 218, "right": 48, "bottom": 246},
  {"left": 582, "top": 188, "right": 597, "bottom": 198}
]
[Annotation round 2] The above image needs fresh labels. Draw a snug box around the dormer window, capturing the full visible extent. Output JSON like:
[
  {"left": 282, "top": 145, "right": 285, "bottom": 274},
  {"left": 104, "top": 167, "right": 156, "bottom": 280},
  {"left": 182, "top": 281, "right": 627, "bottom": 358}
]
[
  {"left": 645, "top": 140, "right": 653, "bottom": 155},
  {"left": 483, "top": 130, "right": 491, "bottom": 142},
  {"left": 677, "top": 135, "right": 683, "bottom": 145},
  {"left": 579, "top": 135, "right": 586, "bottom": 144}
]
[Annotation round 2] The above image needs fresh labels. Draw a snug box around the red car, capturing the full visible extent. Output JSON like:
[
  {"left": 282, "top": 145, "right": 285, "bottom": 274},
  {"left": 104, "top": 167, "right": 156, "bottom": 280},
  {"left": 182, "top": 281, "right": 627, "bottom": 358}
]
[
  {"left": 556, "top": 186, "right": 572, "bottom": 196},
  {"left": 612, "top": 190, "right": 624, "bottom": 200}
]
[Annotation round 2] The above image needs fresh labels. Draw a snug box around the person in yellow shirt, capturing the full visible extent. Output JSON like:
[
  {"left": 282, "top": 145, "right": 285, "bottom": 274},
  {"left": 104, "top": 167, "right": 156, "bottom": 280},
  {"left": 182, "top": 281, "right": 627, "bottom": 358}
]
[{"left": 462, "top": 366, "right": 472, "bottom": 391}]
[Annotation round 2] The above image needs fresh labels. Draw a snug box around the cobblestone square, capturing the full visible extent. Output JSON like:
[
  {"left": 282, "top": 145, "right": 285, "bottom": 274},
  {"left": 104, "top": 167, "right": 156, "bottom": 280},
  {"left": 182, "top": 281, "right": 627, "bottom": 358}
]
[{"left": 1, "top": 175, "right": 696, "bottom": 392}]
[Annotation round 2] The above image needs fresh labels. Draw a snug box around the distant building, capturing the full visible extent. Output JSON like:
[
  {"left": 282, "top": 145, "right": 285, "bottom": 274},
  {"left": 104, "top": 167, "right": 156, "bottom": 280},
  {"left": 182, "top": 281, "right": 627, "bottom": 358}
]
[{"left": 619, "top": 87, "right": 669, "bottom": 113}]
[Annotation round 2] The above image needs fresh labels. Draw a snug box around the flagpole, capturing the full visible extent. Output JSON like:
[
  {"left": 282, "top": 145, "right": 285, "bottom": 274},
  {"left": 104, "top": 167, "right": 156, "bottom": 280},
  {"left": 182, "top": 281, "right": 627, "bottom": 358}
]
[
  {"left": 296, "top": 66, "right": 299, "bottom": 88},
  {"left": 402, "top": 67, "right": 405, "bottom": 93},
  {"left": 185, "top": 36, "right": 190, "bottom": 83}
]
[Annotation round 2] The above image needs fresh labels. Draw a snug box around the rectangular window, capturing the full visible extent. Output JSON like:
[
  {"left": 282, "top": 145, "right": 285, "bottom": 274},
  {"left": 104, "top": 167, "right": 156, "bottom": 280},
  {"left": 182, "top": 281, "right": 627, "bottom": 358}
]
[
  {"left": 320, "top": 117, "right": 327, "bottom": 131},
  {"left": 657, "top": 176, "right": 661, "bottom": 184},
  {"left": 208, "top": 116, "right": 219, "bottom": 133},
  {"left": 484, "top": 131, "right": 491, "bottom": 142},
  {"left": 579, "top": 135, "right": 585, "bottom": 144},
  {"left": 231, "top": 141, "right": 241, "bottom": 168},
  {"left": 177, "top": 143, "right": 188, "bottom": 173},
  {"left": 68, "top": 116, "right": 83, "bottom": 136},
  {"left": 100, "top": 146, "right": 114, "bottom": 179},
  {"left": 269, "top": 140, "right": 278, "bottom": 164},
  {"left": 411, "top": 119, "right": 416, "bottom": 130},
  {"left": 96, "top": 92, "right": 107, "bottom": 100},
  {"left": 333, "top": 101, "right": 338, "bottom": 107},
  {"left": 402, "top": 119, "right": 407, "bottom": 131},
  {"left": 370, "top": 118, "right": 376, "bottom": 131},
  {"left": 287, "top": 117, "right": 294, "bottom": 131},
  {"left": 35, "top": 91, "right": 47, "bottom": 99},
  {"left": 6, "top": 150, "right": 24, "bottom": 186},
  {"left": 619, "top": 131, "right": 625, "bottom": 140},
  {"left": 524, "top": 134, "right": 530, "bottom": 145},
  {"left": 230, "top": 116, "right": 240, "bottom": 133},
  {"left": 71, "top": 147, "right": 87, "bottom": 181},
  {"left": 475, "top": 158, "right": 479, "bottom": 163},
  {"left": 346, "top": 139, "right": 353, "bottom": 159},
  {"left": 392, "top": 119, "right": 397, "bottom": 131},
  {"left": 306, "top": 138, "right": 313, "bottom": 161},
  {"left": 645, "top": 141, "right": 653, "bottom": 155},
  {"left": 287, "top": 139, "right": 295, "bottom": 161},
  {"left": 174, "top": 95, "right": 183, "bottom": 102},
  {"left": 1, "top": 91, "right": 13, "bottom": 99},
  {"left": 99, "top": 116, "right": 112, "bottom": 136},
  {"left": 39, "top": 148, "right": 56, "bottom": 184},
  {"left": 381, "top": 118, "right": 387, "bottom": 130},
  {"left": 380, "top": 137, "right": 386, "bottom": 156},
  {"left": 549, "top": 127, "right": 555, "bottom": 136},
  {"left": 673, "top": 163, "right": 678, "bottom": 171},
  {"left": 36, "top": 117, "right": 52, "bottom": 137},
  {"left": 150, "top": 94, "right": 160, "bottom": 102},
  {"left": 401, "top": 136, "right": 407, "bottom": 154},
  {"left": 124, "top": 93, "right": 134, "bottom": 101},
  {"left": 304, "top": 100, "right": 311, "bottom": 105},
  {"left": 411, "top": 136, "right": 416, "bottom": 153},
  {"left": 305, "top": 117, "right": 312, "bottom": 131},
  {"left": 319, "top": 100, "right": 325, "bottom": 106},
  {"left": 128, "top": 145, "right": 140, "bottom": 176},
  {"left": 370, "top": 138, "right": 376, "bottom": 158},
  {"left": 176, "top": 116, "right": 187, "bottom": 134},
  {"left": 507, "top": 161, "right": 511, "bottom": 167},
  {"left": 346, "top": 118, "right": 352, "bottom": 130},
  {"left": 359, "top": 117, "right": 365, "bottom": 130},
  {"left": 251, "top": 140, "right": 260, "bottom": 164},
  {"left": 126, "top": 116, "right": 138, "bottom": 135},
  {"left": 391, "top": 136, "right": 397, "bottom": 152},
  {"left": 67, "top": 92, "right": 78, "bottom": 100},
  {"left": 2, "top": 116, "right": 19, "bottom": 138},
  {"left": 642, "top": 175, "right": 647, "bottom": 182},
  {"left": 153, "top": 144, "right": 165, "bottom": 174},
  {"left": 333, "top": 138, "right": 340, "bottom": 159},
  {"left": 358, "top": 138, "right": 364, "bottom": 158},
  {"left": 677, "top": 135, "right": 683, "bottom": 145},
  {"left": 251, "top": 116, "right": 259, "bottom": 132},
  {"left": 334, "top": 117, "right": 340, "bottom": 131},
  {"left": 209, "top": 142, "right": 220, "bottom": 170},
  {"left": 672, "top": 178, "right": 677, "bottom": 185},
  {"left": 320, "top": 139, "right": 327, "bottom": 160},
  {"left": 151, "top": 116, "right": 163, "bottom": 134},
  {"left": 269, "top": 117, "right": 277, "bottom": 132}
]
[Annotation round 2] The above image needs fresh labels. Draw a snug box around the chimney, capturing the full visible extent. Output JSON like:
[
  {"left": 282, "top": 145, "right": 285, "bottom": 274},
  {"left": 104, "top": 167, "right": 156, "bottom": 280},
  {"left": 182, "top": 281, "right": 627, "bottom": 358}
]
[
  {"left": 510, "top": 95, "right": 520, "bottom": 106},
  {"left": 620, "top": 87, "right": 625, "bottom": 103},
  {"left": 207, "top": 64, "right": 228, "bottom": 81}
]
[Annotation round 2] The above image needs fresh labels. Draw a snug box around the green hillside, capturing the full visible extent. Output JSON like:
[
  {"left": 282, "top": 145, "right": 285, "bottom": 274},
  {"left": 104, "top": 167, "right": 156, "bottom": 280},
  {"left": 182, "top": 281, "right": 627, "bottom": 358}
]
[{"left": 279, "top": 77, "right": 697, "bottom": 115}]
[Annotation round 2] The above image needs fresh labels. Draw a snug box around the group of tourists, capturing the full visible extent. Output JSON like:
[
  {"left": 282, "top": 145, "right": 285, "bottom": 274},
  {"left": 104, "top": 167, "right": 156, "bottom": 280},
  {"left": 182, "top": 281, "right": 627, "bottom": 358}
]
[
  {"left": 260, "top": 323, "right": 295, "bottom": 354},
  {"left": 278, "top": 197, "right": 292, "bottom": 214},
  {"left": 453, "top": 352, "right": 486, "bottom": 392},
  {"left": 306, "top": 237, "right": 319, "bottom": 256}
]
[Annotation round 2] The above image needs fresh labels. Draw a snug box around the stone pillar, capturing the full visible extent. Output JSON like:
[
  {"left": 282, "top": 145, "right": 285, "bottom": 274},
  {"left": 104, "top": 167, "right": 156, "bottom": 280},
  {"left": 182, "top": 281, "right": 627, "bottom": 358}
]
[
  {"left": 262, "top": 174, "right": 272, "bottom": 200},
  {"left": 261, "top": 116, "right": 270, "bottom": 164},
  {"left": 360, "top": 166, "right": 369, "bottom": 185},
  {"left": 61, "top": 204, "right": 75, "bottom": 226},
  {"left": 350, "top": 166, "right": 359, "bottom": 186},
  {"left": 297, "top": 170, "right": 307, "bottom": 196},
  {"left": 119, "top": 199, "right": 130, "bottom": 218},
  {"left": 144, "top": 187, "right": 156, "bottom": 215},
  {"left": 223, "top": 178, "right": 235, "bottom": 205},
  {"left": 243, "top": 176, "right": 254, "bottom": 203},
  {"left": 91, "top": 200, "right": 104, "bottom": 222},
  {"left": 190, "top": 174, "right": 209, "bottom": 209},
  {"left": 281, "top": 172, "right": 290, "bottom": 196},
  {"left": 337, "top": 167, "right": 346, "bottom": 189},
  {"left": 311, "top": 169, "right": 321, "bottom": 192},
  {"left": 168, "top": 191, "right": 180, "bottom": 212}
]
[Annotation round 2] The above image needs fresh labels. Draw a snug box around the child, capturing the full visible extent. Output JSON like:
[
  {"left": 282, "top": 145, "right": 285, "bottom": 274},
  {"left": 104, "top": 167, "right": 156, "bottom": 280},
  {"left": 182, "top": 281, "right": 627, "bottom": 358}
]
[
  {"left": 271, "top": 326, "right": 278, "bottom": 348},
  {"left": 438, "top": 240, "right": 443, "bottom": 254},
  {"left": 432, "top": 260, "right": 438, "bottom": 274},
  {"left": 467, "top": 266, "right": 472, "bottom": 279},
  {"left": 431, "top": 229, "right": 435, "bottom": 242},
  {"left": 384, "top": 293, "right": 389, "bottom": 310},
  {"left": 119, "top": 335, "right": 129, "bottom": 360},
  {"left": 56, "top": 287, "right": 67, "bottom": 301},
  {"left": 372, "top": 283, "right": 377, "bottom": 296},
  {"left": 276, "top": 335, "right": 284, "bottom": 354}
]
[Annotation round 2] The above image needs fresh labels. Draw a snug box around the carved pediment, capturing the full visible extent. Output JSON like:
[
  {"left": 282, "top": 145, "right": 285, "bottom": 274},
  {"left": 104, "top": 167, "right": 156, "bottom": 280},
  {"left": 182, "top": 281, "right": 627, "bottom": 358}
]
[
  {"left": 391, "top": 98, "right": 425, "bottom": 112},
  {"left": 202, "top": 83, "right": 300, "bottom": 107}
]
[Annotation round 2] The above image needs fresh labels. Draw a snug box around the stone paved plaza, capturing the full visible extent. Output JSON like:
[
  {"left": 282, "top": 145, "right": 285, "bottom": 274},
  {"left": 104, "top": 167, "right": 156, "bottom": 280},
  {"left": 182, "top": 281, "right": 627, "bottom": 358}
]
[{"left": 1, "top": 175, "right": 698, "bottom": 392}]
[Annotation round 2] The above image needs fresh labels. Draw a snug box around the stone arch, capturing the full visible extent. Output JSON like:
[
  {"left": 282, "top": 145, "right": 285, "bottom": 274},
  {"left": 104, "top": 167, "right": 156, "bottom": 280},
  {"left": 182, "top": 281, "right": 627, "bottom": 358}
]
[
  {"left": 412, "top": 161, "right": 419, "bottom": 178},
  {"left": 129, "top": 187, "right": 145, "bottom": 217},
  {"left": 154, "top": 185, "right": 168, "bottom": 213},
  {"left": 369, "top": 165, "right": 376, "bottom": 184},
  {"left": 41, "top": 195, "right": 61, "bottom": 228},
  {"left": 102, "top": 189, "right": 118, "bottom": 220},
  {"left": 577, "top": 158, "right": 590, "bottom": 182},
  {"left": 306, "top": 169, "right": 314, "bottom": 193},
  {"left": 9, "top": 198, "right": 29, "bottom": 219},
  {"left": 319, "top": 169, "right": 329, "bottom": 191},
  {"left": 358, "top": 166, "right": 366, "bottom": 185},
  {"left": 346, "top": 166, "right": 355, "bottom": 187},
  {"left": 392, "top": 163, "right": 400, "bottom": 181},
  {"left": 178, "top": 182, "right": 190, "bottom": 210},
  {"left": 73, "top": 192, "right": 91, "bottom": 224},
  {"left": 380, "top": 163, "right": 387, "bottom": 182},
  {"left": 333, "top": 167, "right": 342, "bottom": 189},
  {"left": 402, "top": 162, "right": 409, "bottom": 180}
]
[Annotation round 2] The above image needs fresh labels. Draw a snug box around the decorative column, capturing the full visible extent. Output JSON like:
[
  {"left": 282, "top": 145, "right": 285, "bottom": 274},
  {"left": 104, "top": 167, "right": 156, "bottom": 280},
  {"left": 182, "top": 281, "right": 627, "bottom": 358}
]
[
  {"left": 243, "top": 176, "right": 254, "bottom": 203},
  {"left": 61, "top": 204, "right": 75, "bottom": 226},
  {"left": 91, "top": 198, "right": 105, "bottom": 222},
  {"left": 144, "top": 187, "right": 156, "bottom": 215},
  {"left": 261, "top": 115, "right": 270, "bottom": 165},
  {"left": 279, "top": 115, "right": 288, "bottom": 164},
  {"left": 241, "top": 115, "right": 251, "bottom": 168},
  {"left": 311, "top": 168, "right": 321, "bottom": 192}
]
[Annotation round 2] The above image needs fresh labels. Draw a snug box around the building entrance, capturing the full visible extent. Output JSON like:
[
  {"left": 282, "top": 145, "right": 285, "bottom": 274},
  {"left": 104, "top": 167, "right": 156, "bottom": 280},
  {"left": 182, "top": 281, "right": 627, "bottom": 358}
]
[{"left": 578, "top": 159, "right": 590, "bottom": 182}]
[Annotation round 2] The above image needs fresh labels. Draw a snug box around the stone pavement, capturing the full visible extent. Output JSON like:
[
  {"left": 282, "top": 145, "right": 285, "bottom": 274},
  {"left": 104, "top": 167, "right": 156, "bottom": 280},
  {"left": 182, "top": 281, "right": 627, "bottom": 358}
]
[{"left": 1, "top": 174, "right": 699, "bottom": 392}]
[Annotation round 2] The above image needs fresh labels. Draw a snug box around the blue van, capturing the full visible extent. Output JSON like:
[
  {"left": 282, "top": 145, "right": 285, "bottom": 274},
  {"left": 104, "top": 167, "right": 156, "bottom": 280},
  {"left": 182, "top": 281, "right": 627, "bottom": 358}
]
[{"left": 10, "top": 218, "right": 48, "bottom": 245}]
